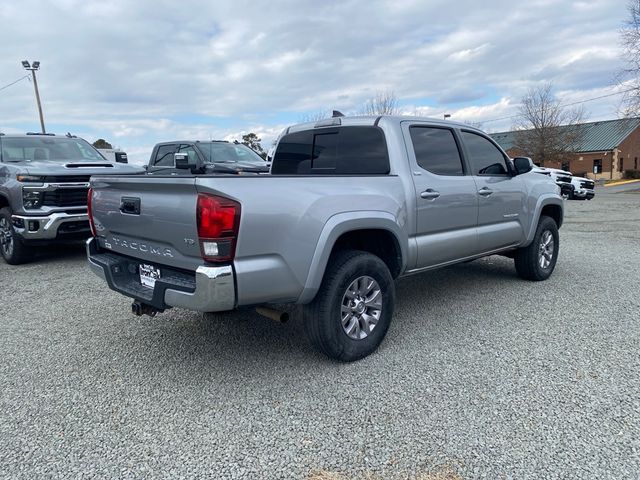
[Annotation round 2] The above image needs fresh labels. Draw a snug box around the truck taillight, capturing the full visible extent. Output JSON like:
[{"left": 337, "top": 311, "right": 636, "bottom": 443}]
[
  {"left": 196, "top": 193, "right": 241, "bottom": 263},
  {"left": 87, "top": 187, "right": 97, "bottom": 237}
]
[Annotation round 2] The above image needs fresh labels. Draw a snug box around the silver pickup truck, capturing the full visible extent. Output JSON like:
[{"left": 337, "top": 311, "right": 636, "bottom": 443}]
[
  {"left": 87, "top": 115, "right": 563, "bottom": 361},
  {"left": 0, "top": 133, "right": 142, "bottom": 264}
]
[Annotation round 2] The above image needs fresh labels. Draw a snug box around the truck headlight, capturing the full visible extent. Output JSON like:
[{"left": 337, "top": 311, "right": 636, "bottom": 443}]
[
  {"left": 17, "top": 175, "right": 45, "bottom": 183},
  {"left": 22, "top": 190, "right": 43, "bottom": 209}
]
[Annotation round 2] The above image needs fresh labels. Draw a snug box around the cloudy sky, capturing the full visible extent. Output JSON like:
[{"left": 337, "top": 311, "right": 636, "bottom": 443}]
[{"left": 0, "top": 0, "right": 629, "bottom": 162}]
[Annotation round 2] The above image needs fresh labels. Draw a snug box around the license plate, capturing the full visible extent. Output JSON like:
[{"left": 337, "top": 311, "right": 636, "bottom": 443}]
[{"left": 139, "top": 264, "right": 161, "bottom": 289}]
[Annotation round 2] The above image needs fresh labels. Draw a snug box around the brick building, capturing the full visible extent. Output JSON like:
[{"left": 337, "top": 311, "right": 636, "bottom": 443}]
[{"left": 490, "top": 118, "right": 640, "bottom": 181}]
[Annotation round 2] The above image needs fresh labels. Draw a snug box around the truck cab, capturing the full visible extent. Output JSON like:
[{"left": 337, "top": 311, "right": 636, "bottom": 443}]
[{"left": 146, "top": 140, "right": 269, "bottom": 175}]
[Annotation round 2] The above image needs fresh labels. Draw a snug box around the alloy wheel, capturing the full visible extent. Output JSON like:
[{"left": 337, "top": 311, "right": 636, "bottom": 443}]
[
  {"left": 0, "top": 217, "right": 14, "bottom": 258},
  {"left": 341, "top": 275, "right": 383, "bottom": 340},
  {"left": 538, "top": 230, "right": 554, "bottom": 269}
]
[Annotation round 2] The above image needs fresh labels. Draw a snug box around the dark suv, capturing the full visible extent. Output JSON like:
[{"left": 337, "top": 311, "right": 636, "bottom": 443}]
[{"left": 0, "top": 132, "right": 143, "bottom": 264}]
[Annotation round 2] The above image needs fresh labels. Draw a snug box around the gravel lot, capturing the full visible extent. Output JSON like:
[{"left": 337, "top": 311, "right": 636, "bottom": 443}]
[{"left": 1, "top": 189, "right": 639, "bottom": 479}]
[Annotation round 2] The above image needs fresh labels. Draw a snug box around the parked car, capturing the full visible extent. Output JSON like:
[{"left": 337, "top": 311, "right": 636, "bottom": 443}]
[
  {"left": 146, "top": 140, "right": 269, "bottom": 175},
  {"left": 0, "top": 132, "right": 143, "bottom": 264},
  {"left": 532, "top": 166, "right": 574, "bottom": 198},
  {"left": 86, "top": 116, "right": 563, "bottom": 361}
]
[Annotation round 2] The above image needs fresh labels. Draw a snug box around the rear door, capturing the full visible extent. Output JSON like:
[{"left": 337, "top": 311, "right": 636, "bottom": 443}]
[
  {"left": 402, "top": 122, "right": 479, "bottom": 268},
  {"left": 459, "top": 130, "right": 526, "bottom": 252}
]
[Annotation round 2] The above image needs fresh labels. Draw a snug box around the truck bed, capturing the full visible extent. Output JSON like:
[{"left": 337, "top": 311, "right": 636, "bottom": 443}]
[{"left": 89, "top": 174, "right": 409, "bottom": 306}]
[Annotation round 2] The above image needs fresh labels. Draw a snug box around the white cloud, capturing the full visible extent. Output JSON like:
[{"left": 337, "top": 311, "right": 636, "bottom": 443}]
[{"left": 0, "top": 0, "right": 627, "bottom": 159}]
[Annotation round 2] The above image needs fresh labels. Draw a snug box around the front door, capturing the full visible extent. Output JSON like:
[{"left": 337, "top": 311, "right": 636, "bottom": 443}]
[
  {"left": 403, "top": 123, "right": 479, "bottom": 269},
  {"left": 459, "top": 130, "right": 526, "bottom": 252}
]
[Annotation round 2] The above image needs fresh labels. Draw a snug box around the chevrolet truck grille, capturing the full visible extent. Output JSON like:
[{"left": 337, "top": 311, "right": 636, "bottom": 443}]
[{"left": 42, "top": 187, "right": 89, "bottom": 207}]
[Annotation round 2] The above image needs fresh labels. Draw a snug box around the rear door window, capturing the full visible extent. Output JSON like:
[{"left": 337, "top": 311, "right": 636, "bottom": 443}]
[
  {"left": 409, "top": 127, "right": 464, "bottom": 176},
  {"left": 271, "top": 126, "right": 389, "bottom": 175}
]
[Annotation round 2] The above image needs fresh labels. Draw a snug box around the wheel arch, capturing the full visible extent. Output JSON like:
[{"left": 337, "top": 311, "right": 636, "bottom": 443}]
[
  {"left": 0, "top": 193, "right": 10, "bottom": 210},
  {"left": 524, "top": 195, "right": 563, "bottom": 246},
  {"left": 297, "top": 212, "right": 407, "bottom": 304}
]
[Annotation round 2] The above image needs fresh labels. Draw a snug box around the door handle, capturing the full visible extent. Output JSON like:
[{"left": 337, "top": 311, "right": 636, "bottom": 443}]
[
  {"left": 120, "top": 196, "right": 141, "bottom": 215},
  {"left": 421, "top": 189, "right": 440, "bottom": 199},
  {"left": 478, "top": 187, "right": 493, "bottom": 197}
]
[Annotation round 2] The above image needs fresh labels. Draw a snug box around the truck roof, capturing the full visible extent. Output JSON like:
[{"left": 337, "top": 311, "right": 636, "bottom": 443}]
[
  {"left": 284, "top": 114, "right": 484, "bottom": 136},
  {"left": 153, "top": 140, "right": 230, "bottom": 146},
  {"left": 0, "top": 132, "right": 77, "bottom": 138}
]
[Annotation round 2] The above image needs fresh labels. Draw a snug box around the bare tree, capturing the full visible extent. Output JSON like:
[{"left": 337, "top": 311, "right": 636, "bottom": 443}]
[
  {"left": 619, "top": 0, "right": 640, "bottom": 116},
  {"left": 463, "top": 120, "right": 484, "bottom": 130},
  {"left": 513, "top": 83, "right": 586, "bottom": 167},
  {"left": 360, "top": 91, "right": 400, "bottom": 115},
  {"left": 298, "top": 110, "right": 332, "bottom": 122}
]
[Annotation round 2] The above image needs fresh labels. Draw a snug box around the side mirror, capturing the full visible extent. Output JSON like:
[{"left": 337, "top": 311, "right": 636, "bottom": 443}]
[
  {"left": 114, "top": 152, "right": 128, "bottom": 164},
  {"left": 174, "top": 152, "right": 200, "bottom": 172},
  {"left": 513, "top": 156, "right": 534, "bottom": 175}
]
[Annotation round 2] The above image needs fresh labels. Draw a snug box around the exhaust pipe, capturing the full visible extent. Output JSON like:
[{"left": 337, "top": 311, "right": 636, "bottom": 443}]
[
  {"left": 131, "top": 300, "right": 161, "bottom": 317},
  {"left": 256, "top": 307, "right": 289, "bottom": 324}
]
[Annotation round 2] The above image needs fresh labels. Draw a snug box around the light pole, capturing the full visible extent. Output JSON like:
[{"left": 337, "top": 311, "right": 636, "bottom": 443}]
[
  {"left": 443, "top": 114, "right": 451, "bottom": 120},
  {"left": 21, "top": 60, "right": 46, "bottom": 134}
]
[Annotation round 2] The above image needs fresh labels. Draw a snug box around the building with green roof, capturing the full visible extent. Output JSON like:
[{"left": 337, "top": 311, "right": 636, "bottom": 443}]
[{"left": 490, "top": 118, "right": 640, "bottom": 180}]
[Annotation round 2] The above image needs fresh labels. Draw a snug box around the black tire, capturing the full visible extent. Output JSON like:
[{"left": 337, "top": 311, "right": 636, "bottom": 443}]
[
  {"left": 514, "top": 215, "right": 559, "bottom": 281},
  {"left": 0, "top": 207, "right": 32, "bottom": 265},
  {"left": 303, "top": 249, "right": 395, "bottom": 362}
]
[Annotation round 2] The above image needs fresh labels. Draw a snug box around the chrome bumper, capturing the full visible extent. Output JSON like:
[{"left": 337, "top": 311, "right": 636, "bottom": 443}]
[
  {"left": 165, "top": 265, "right": 235, "bottom": 311},
  {"left": 12, "top": 212, "right": 89, "bottom": 240},
  {"left": 573, "top": 189, "right": 595, "bottom": 198},
  {"left": 86, "top": 238, "right": 236, "bottom": 312}
]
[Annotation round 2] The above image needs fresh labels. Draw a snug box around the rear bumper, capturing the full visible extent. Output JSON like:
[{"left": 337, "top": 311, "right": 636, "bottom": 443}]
[
  {"left": 86, "top": 237, "right": 236, "bottom": 312},
  {"left": 12, "top": 212, "right": 89, "bottom": 240}
]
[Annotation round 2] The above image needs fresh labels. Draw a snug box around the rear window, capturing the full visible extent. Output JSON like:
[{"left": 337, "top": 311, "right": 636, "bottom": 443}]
[{"left": 271, "top": 126, "right": 390, "bottom": 175}]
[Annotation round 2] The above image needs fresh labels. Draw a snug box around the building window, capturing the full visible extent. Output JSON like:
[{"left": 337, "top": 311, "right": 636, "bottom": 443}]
[
  {"left": 635, "top": 157, "right": 638, "bottom": 170},
  {"left": 619, "top": 158, "right": 624, "bottom": 172},
  {"left": 593, "top": 159, "right": 602, "bottom": 174}
]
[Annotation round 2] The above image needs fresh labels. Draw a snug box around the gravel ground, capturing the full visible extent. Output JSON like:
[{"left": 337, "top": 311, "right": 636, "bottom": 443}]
[{"left": 1, "top": 191, "right": 639, "bottom": 479}]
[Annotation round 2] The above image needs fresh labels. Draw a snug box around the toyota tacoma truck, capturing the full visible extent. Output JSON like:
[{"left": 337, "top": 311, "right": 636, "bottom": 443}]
[
  {"left": 87, "top": 115, "right": 563, "bottom": 361},
  {"left": 0, "top": 132, "right": 143, "bottom": 264}
]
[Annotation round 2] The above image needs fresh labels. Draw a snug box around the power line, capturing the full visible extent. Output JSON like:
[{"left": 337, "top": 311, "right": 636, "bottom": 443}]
[
  {"left": 479, "top": 86, "right": 637, "bottom": 124},
  {"left": 0, "top": 74, "right": 30, "bottom": 93}
]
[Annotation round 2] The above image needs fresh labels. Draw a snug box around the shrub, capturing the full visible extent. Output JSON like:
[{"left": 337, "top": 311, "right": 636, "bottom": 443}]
[{"left": 624, "top": 169, "right": 640, "bottom": 179}]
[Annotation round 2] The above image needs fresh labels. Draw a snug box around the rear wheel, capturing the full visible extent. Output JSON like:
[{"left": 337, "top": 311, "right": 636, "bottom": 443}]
[
  {"left": 514, "top": 215, "right": 559, "bottom": 281},
  {"left": 303, "top": 249, "right": 395, "bottom": 362},
  {"left": 0, "top": 207, "right": 32, "bottom": 265}
]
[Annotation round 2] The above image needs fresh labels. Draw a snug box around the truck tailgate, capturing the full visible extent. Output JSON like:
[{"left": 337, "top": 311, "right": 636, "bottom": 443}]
[{"left": 90, "top": 176, "right": 203, "bottom": 271}]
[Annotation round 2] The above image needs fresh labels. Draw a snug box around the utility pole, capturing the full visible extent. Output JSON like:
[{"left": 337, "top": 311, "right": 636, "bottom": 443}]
[{"left": 21, "top": 60, "right": 46, "bottom": 134}]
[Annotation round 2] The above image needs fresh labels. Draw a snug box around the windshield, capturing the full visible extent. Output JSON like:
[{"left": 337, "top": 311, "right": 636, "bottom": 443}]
[
  {"left": 196, "top": 142, "right": 265, "bottom": 164},
  {"left": 1, "top": 137, "right": 106, "bottom": 162}
]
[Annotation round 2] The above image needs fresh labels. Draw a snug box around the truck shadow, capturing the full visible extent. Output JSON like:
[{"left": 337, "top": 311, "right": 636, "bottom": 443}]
[
  {"left": 30, "top": 242, "right": 86, "bottom": 264},
  {"left": 119, "top": 256, "right": 522, "bottom": 378}
]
